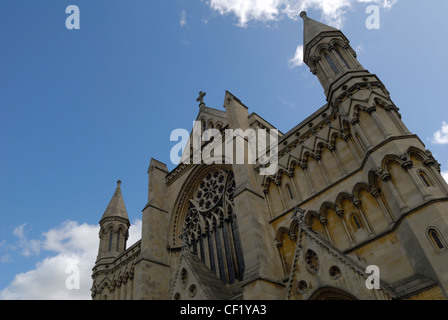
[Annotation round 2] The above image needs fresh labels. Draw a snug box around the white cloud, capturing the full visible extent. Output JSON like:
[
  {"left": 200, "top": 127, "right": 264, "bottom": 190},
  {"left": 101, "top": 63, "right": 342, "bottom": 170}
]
[
  {"left": 0, "top": 254, "right": 12, "bottom": 263},
  {"left": 442, "top": 170, "right": 448, "bottom": 183},
  {"left": 209, "top": 0, "right": 281, "bottom": 27},
  {"left": 278, "top": 96, "right": 296, "bottom": 109},
  {"left": 180, "top": 10, "right": 188, "bottom": 27},
  {"left": 432, "top": 122, "right": 448, "bottom": 145},
  {"left": 355, "top": 43, "right": 365, "bottom": 55},
  {"left": 207, "top": 0, "right": 398, "bottom": 68},
  {"left": 207, "top": 0, "right": 398, "bottom": 28},
  {"left": 13, "top": 224, "right": 41, "bottom": 257},
  {"left": 128, "top": 219, "right": 142, "bottom": 247},
  {"left": 0, "top": 219, "right": 142, "bottom": 300},
  {"left": 289, "top": 44, "right": 304, "bottom": 68}
]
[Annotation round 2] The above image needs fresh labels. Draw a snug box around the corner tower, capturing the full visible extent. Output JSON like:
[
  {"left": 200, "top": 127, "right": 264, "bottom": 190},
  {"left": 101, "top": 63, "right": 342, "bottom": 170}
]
[
  {"left": 301, "top": 11, "right": 366, "bottom": 100},
  {"left": 296, "top": 12, "right": 448, "bottom": 298},
  {"left": 300, "top": 11, "right": 413, "bottom": 139},
  {"left": 96, "top": 180, "right": 130, "bottom": 264}
]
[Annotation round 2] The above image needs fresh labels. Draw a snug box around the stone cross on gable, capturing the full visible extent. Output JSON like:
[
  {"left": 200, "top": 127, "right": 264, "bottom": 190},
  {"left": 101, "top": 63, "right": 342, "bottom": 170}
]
[{"left": 196, "top": 91, "right": 206, "bottom": 107}]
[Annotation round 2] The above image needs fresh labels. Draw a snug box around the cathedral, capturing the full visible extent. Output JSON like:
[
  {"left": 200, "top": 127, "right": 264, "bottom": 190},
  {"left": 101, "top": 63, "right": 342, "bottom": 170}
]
[{"left": 91, "top": 12, "right": 448, "bottom": 300}]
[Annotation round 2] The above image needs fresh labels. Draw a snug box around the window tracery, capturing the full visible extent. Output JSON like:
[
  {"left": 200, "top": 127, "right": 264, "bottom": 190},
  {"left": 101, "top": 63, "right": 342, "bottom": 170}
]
[{"left": 182, "top": 169, "right": 245, "bottom": 284}]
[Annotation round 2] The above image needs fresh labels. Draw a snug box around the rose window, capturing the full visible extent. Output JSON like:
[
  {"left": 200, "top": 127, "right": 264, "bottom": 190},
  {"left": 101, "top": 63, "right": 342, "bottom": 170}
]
[{"left": 182, "top": 168, "right": 244, "bottom": 285}]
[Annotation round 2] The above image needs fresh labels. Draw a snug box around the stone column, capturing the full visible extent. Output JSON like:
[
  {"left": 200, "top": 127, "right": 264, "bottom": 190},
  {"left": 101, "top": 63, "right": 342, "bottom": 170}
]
[
  {"left": 380, "top": 170, "right": 407, "bottom": 213},
  {"left": 385, "top": 105, "right": 411, "bottom": 135},
  {"left": 351, "top": 117, "right": 373, "bottom": 151},
  {"left": 353, "top": 198, "right": 375, "bottom": 237},
  {"left": 276, "top": 181, "right": 287, "bottom": 210},
  {"left": 121, "top": 280, "right": 127, "bottom": 300},
  {"left": 288, "top": 173, "right": 303, "bottom": 201},
  {"left": 371, "top": 188, "right": 395, "bottom": 227},
  {"left": 402, "top": 160, "right": 432, "bottom": 200},
  {"left": 320, "top": 218, "right": 335, "bottom": 246},
  {"left": 368, "top": 106, "right": 390, "bottom": 138},
  {"left": 329, "top": 144, "right": 347, "bottom": 176},
  {"left": 302, "top": 163, "right": 317, "bottom": 195},
  {"left": 329, "top": 46, "right": 348, "bottom": 72},
  {"left": 127, "top": 275, "right": 134, "bottom": 300},
  {"left": 424, "top": 156, "right": 448, "bottom": 196},
  {"left": 336, "top": 208, "right": 355, "bottom": 245},
  {"left": 344, "top": 133, "right": 363, "bottom": 165},
  {"left": 315, "top": 155, "right": 332, "bottom": 186},
  {"left": 263, "top": 189, "right": 274, "bottom": 219}
]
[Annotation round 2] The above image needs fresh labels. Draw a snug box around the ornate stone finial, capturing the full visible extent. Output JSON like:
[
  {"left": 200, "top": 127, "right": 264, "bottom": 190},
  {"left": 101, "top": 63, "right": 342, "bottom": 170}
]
[
  {"left": 292, "top": 206, "right": 306, "bottom": 223},
  {"left": 117, "top": 180, "right": 122, "bottom": 187},
  {"left": 300, "top": 11, "right": 307, "bottom": 19},
  {"left": 196, "top": 91, "right": 206, "bottom": 108}
]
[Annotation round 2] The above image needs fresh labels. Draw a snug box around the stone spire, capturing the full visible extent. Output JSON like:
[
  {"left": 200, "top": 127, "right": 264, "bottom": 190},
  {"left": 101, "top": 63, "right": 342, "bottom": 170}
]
[
  {"left": 100, "top": 180, "right": 129, "bottom": 224},
  {"left": 95, "top": 180, "right": 130, "bottom": 264},
  {"left": 300, "top": 11, "right": 348, "bottom": 66},
  {"left": 299, "top": 11, "right": 362, "bottom": 98}
]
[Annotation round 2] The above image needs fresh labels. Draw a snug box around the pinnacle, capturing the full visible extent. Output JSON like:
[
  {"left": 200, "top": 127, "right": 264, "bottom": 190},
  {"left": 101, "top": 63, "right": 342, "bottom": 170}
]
[{"left": 100, "top": 180, "right": 129, "bottom": 224}]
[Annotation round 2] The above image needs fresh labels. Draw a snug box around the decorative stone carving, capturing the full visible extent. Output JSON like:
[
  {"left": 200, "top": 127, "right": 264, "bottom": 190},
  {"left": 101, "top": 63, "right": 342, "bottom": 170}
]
[
  {"left": 305, "top": 249, "right": 319, "bottom": 275},
  {"left": 296, "top": 280, "right": 308, "bottom": 294},
  {"left": 181, "top": 169, "right": 244, "bottom": 284},
  {"left": 189, "top": 284, "right": 197, "bottom": 297},
  {"left": 181, "top": 269, "right": 188, "bottom": 289},
  {"left": 329, "top": 266, "right": 342, "bottom": 280},
  {"left": 194, "top": 170, "right": 226, "bottom": 212}
]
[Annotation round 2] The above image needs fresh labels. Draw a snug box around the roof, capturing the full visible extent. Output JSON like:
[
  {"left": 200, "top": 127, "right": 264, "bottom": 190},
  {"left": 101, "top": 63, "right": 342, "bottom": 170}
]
[{"left": 100, "top": 180, "right": 129, "bottom": 224}]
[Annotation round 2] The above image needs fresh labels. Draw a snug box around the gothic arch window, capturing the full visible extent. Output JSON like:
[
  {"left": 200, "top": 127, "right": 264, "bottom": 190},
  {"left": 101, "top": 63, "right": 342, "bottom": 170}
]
[
  {"left": 108, "top": 229, "right": 114, "bottom": 252},
  {"left": 418, "top": 170, "right": 433, "bottom": 187},
  {"left": 200, "top": 119, "right": 209, "bottom": 141},
  {"left": 427, "top": 228, "right": 446, "bottom": 253},
  {"left": 181, "top": 169, "right": 245, "bottom": 285},
  {"left": 325, "top": 53, "right": 340, "bottom": 76},
  {"left": 286, "top": 184, "right": 294, "bottom": 200},
  {"left": 335, "top": 48, "right": 350, "bottom": 69},
  {"left": 180, "top": 269, "right": 188, "bottom": 289},
  {"left": 350, "top": 212, "right": 363, "bottom": 231},
  {"left": 116, "top": 229, "right": 120, "bottom": 251}
]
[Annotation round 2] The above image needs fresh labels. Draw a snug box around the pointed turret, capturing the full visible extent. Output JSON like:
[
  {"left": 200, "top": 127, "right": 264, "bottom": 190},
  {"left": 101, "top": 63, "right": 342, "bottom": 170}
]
[
  {"left": 301, "top": 11, "right": 343, "bottom": 65},
  {"left": 100, "top": 180, "right": 129, "bottom": 224},
  {"left": 96, "top": 180, "right": 130, "bottom": 263},
  {"left": 300, "top": 11, "right": 363, "bottom": 97}
]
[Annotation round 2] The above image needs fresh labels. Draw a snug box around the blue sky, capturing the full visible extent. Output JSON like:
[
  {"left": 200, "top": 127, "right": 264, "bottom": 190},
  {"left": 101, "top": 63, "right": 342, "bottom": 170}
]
[{"left": 0, "top": 0, "right": 447, "bottom": 299}]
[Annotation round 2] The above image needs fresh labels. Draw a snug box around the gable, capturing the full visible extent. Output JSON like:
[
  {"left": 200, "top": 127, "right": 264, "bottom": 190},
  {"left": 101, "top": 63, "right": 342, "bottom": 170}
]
[
  {"left": 170, "top": 249, "right": 241, "bottom": 300},
  {"left": 286, "top": 212, "right": 397, "bottom": 300}
]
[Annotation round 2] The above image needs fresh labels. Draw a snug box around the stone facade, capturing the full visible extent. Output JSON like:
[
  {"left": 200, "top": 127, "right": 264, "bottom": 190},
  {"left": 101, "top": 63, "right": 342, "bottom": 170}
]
[{"left": 91, "top": 13, "right": 448, "bottom": 300}]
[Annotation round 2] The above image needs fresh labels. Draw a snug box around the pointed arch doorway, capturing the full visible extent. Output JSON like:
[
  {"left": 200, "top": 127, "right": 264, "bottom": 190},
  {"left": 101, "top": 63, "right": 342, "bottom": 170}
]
[{"left": 310, "top": 287, "right": 358, "bottom": 300}]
